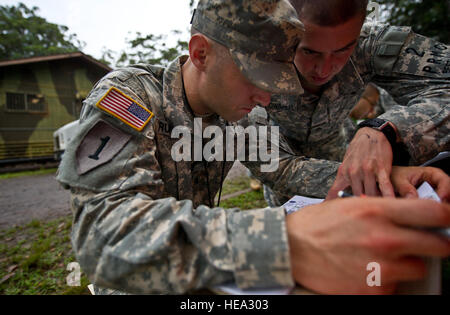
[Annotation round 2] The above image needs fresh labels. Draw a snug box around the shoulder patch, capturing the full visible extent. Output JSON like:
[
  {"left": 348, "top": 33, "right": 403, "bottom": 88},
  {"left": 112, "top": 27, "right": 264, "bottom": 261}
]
[
  {"left": 393, "top": 34, "right": 450, "bottom": 78},
  {"left": 96, "top": 87, "right": 154, "bottom": 131},
  {"left": 76, "top": 120, "right": 132, "bottom": 175}
]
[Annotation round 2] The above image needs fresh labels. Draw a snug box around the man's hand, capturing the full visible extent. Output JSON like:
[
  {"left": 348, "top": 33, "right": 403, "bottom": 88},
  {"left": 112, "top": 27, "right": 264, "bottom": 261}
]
[
  {"left": 327, "top": 127, "right": 395, "bottom": 200},
  {"left": 391, "top": 166, "right": 450, "bottom": 203},
  {"left": 286, "top": 198, "right": 450, "bottom": 294}
]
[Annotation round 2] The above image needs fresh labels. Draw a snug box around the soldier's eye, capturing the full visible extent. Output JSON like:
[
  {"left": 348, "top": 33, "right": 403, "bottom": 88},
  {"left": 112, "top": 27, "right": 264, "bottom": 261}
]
[
  {"left": 335, "top": 48, "right": 350, "bottom": 55},
  {"left": 303, "top": 49, "right": 316, "bottom": 55}
]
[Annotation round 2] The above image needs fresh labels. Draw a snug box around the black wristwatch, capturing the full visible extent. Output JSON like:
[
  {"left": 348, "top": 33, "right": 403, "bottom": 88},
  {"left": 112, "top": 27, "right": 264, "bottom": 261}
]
[{"left": 357, "top": 118, "right": 398, "bottom": 149}]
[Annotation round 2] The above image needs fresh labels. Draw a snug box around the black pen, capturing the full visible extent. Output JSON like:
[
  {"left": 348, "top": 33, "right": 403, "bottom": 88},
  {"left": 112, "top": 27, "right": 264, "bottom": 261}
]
[
  {"left": 426, "top": 227, "right": 450, "bottom": 238},
  {"left": 337, "top": 191, "right": 353, "bottom": 198}
]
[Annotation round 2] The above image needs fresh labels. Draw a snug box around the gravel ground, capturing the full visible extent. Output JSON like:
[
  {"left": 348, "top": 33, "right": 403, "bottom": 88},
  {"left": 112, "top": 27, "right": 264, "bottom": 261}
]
[
  {"left": 0, "top": 161, "right": 249, "bottom": 230},
  {"left": 0, "top": 173, "right": 71, "bottom": 230}
]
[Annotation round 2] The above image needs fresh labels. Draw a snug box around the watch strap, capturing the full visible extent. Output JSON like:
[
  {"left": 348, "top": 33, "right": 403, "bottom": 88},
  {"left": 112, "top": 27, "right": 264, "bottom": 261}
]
[{"left": 357, "top": 118, "right": 397, "bottom": 148}]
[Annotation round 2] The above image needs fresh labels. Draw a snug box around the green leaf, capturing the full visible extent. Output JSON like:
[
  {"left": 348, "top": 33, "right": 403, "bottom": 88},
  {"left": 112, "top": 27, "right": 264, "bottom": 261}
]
[{"left": 0, "top": 2, "right": 84, "bottom": 61}]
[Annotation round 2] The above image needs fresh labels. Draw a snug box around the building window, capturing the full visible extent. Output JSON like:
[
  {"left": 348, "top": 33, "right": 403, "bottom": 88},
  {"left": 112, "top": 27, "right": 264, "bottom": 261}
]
[
  {"left": 6, "top": 93, "right": 26, "bottom": 111},
  {"left": 6, "top": 92, "right": 46, "bottom": 113},
  {"left": 27, "top": 94, "right": 46, "bottom": 112}
]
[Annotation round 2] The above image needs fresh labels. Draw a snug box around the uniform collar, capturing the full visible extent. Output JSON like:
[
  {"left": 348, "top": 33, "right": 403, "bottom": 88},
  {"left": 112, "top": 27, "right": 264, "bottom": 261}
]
[
  {"left": 321, "top": 56, "right": 365, "bottom": 102},
  {"left": 161, "top": 55, "right": 193, "bottom": 129}
]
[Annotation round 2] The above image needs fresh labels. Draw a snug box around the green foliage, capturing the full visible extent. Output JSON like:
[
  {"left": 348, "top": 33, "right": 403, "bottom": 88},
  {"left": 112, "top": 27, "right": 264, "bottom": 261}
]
[
  {"left": 220, "top": 190, "right": 268, "bottom": 210},
  {"left": 0, "top": 2, "right": 85, "bottom": 61},
  {"left": 377, "top": 0, "right": 450, "bottom": 43},
  {"left": 218, "top": 176, "right": 252, "bottom": 196},
  {"left": 101, "top": 30, "right": 189, "bottom": 68},
  {"left": 120, "top": 31, "right": 188, "bottom": 67},
  {"left": 101, "top": 1, "right": 196, "bottom": 67},
  {"left": 0, "top": 168, "right": 57, "bottom": 180},
  {"left": 0, "top": 216, "right": 90, "bottom": 295}
]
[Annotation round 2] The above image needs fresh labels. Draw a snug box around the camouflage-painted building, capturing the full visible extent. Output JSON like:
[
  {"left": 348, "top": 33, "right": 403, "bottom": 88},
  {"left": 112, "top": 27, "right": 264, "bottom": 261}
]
[{"left": 0, "top": 52, "right": 111, "bottom": 162}]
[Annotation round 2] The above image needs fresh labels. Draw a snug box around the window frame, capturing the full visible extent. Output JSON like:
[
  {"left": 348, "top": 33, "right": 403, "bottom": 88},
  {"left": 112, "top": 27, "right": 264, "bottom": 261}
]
[{"left": 4, "top": 92, "right": 48, "bottom": 114}]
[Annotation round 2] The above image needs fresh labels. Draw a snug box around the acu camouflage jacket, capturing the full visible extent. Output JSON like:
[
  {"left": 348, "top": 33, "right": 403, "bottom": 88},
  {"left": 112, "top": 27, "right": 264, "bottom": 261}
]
[{"left": 57, "top": 56, "right": 327, "bottom": 294}]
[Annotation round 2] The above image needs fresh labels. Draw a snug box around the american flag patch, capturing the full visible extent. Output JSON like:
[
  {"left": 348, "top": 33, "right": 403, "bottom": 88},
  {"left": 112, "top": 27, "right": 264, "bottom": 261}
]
[{"left": 96, "top": 87, "right": 154, "bottom": 131}]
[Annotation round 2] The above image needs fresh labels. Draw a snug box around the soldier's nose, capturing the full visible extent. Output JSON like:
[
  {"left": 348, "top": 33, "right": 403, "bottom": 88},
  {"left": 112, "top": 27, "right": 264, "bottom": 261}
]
[{"left": 316, "top": 55, "right": 333, "bottom": 78}]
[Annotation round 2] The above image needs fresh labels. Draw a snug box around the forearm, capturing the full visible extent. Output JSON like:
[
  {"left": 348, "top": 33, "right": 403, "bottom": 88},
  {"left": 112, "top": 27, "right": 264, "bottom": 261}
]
[
  {"left": 71, "top": 188, "right": 293, "bottom": 294},
  {"left": 240, "top": 113, "right": 341, "bottom": 199},
  {"left": 245, "top": 154, "right": 340, "bottom": 199}
]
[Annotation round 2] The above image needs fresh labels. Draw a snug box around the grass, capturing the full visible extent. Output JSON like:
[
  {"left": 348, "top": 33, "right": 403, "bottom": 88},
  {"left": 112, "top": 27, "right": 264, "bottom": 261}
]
[
  {"left": 0, "top": 168, "right": 57, "bottom": 180},
  {"left": 220, "top": 189, "right": 268, "bottom": 210},
  {"left": 219, "top": 176, "right": 253, "bottom": 196},
  {"left": 0, "top": 217, "right": 90, "bottom": 295}
]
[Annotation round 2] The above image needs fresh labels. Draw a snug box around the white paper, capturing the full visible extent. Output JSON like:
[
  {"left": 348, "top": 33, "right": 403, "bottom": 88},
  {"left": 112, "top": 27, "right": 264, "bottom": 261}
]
[
  {"left": 417, "top": 181, "right": 441, "bottom": 202},
  {"left": 397, "top": 182, "right": 443, "bottom": 295},
  {"left": 283, "top": 195, "right": 324, "bottom": 215}
]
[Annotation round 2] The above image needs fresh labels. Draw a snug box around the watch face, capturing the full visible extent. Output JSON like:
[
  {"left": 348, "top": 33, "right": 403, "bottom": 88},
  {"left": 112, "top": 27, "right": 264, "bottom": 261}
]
[{"left": 359, "top": 118, "right": 386, "bottom": 129}]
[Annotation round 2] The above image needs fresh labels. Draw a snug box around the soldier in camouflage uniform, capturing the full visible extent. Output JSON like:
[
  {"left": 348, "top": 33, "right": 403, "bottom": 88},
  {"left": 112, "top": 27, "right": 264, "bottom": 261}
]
[
  {"left": 57, "top": 0, "right": 305, "bottom": 295},
  {"left": 57, "top": 0, "right": 450, "bottom": 295},
  {"left": 262, "top": 0, "right": 450, "bottom": 206}
]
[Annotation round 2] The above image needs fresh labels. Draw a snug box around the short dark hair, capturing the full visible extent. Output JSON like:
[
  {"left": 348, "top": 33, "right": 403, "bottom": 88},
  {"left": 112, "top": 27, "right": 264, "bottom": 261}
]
[{"left": 289, "top": 0, "right": 369, "bottom": 26}]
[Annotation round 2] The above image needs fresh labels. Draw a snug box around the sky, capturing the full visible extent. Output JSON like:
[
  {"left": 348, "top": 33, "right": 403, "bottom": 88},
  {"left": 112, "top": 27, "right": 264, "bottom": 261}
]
[{"left": 0, "top": 0, "right": 194, "bottom": 60}]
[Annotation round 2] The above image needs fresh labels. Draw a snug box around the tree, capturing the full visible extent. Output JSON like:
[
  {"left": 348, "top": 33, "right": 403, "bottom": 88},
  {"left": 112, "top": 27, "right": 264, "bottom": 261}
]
[
  {"left": 101, "top": 1, "right": 197, "bottom": 68},
  {"left": 0, "top": 2, "right": 84, "bottom": 61},
  {"left": 376, "top": 0, "right": 450, "bottom": 43},
  {"left": 103, "top": 31, "right": 188, "bottom": 68}
]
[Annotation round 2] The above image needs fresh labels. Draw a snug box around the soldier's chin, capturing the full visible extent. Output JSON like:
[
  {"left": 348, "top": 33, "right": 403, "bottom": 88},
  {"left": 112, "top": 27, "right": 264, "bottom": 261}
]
[{"left": 222, "top": 110, "right": 249, "bottom": 122}]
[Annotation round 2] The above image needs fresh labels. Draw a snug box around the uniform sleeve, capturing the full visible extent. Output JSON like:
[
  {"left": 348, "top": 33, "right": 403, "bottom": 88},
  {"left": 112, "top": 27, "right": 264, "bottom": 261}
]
[
  {"left": 58, "top": 71, "right": 293, "bottom": 294},
  {"left": 240, "top": 108, "right": 340, "bottom": 199},
  {"left": 366, "top": 24, "right": 450, "bottom": 164},
  {"left": 244, "top": 146, "right": 340, "bottom": 199},
  {"left": 69, "top": 189, "right": 292, "bottom": 294}
]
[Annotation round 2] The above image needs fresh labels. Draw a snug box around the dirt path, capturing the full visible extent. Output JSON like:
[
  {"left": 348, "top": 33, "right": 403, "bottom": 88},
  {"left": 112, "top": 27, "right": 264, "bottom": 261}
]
[
  {"left": 0, "top": 162, "right": 249, "bottom": 230},
  {"left": 0, "top": 172, "right": 71, "bottom": 230}
]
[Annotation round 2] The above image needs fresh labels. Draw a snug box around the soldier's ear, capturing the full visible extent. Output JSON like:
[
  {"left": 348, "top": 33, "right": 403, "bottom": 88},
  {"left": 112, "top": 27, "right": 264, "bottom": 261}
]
[{"left": 189, "top": 34, "right": 211, "bottom": 71}]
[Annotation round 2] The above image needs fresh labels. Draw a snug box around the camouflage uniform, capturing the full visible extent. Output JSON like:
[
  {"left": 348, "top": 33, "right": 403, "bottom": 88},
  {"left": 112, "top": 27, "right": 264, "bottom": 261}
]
[
  {"left": 56, "top": 0, "right": 307, "bottom": 294},
  {"left": 264, "top": 21, "right": 450, "bottom": 206},
  {"left": 375, "top": 85, "right": 400, "bottom": 115}
]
